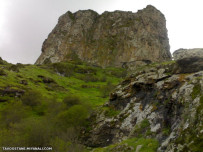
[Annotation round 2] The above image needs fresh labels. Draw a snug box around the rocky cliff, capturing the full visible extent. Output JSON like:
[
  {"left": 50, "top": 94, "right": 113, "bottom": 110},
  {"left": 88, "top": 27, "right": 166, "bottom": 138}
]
[
  {"left": 35, "top": 5, "right": 171, "bottom": 68},
  {"left": 82, "top": 49, "right": 203, "bottom": 151}
]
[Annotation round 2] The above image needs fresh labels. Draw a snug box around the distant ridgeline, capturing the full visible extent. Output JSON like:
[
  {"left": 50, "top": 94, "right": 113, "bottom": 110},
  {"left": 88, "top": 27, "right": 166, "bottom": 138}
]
[{"left": 35, "top": 5, "right": 172, "bottom": 68}]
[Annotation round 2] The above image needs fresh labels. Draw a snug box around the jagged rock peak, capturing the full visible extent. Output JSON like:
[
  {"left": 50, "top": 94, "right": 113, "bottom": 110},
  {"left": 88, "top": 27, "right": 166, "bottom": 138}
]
[{"left": 35, "top": 5, "right": 172, "bottom": 67}]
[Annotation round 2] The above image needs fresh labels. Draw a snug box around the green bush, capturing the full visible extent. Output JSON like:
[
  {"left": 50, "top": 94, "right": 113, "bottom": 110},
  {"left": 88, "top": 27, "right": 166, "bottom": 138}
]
[
  {"left": 0, "top": 57, "right": 4, "bottom": 64},
  {"left": 105, "top": 69, "right": 127, "bottom": 78},
  {"left": 77, "top": 74, "right": 99, "bottom": 82},
  {"left": 50, "top": 136, "right": 85, "bottom": 152},
  {"left": 50, "top": 137, "right": 70, "bottom": 152},
  {"left": 63, "top": 95, "right": 81, "bottom": 108},
  {"left": 100, "top": 76, "right": 107, "bottom": 82},
  {"left": 0, "top": 69, "right": 7, "bottom": 76},
  {"left": 100, "top": 82, "right": 115, "bottom": 98},
  {"left": 0, "top": 102, "right": 30, "bottom": 127},
  {"left": 8, "top": 65, "right": 20, "bottom": 72},
  {"left": 46, "top": 98, "right": 65, "bottom": 116},
  {"left": 103, "top": 106, "right": 120, "bottom": 117},
  {"left": 21, "top": 118, "right": 52, "bottom": 147},
  {"left": 21, "top": 90, "right": 43, "bottom": 107},
  {"left": 52, "top": 62, "right": 75, "bottom": 77},
  {"left": 56, "top": 105, "right": 89, "bottom": 130},
  {"left": 0, "top": 118, "right": 52, "bottom": 148},
  {"left": 75, "top": 67, "right": 97, "bottom": 75}
]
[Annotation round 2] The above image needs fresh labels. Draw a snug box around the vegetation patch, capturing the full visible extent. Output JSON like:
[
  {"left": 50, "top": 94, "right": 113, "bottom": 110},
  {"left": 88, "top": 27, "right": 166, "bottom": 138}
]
[
  {"left": 133, "top": 119, "right": 151, "bottom": 137},
  {"left": 68, "top": 11, "right": 75, "bottom": 21},
  {"left": 103, "top": 106, "right": 120, "bottom": 118},
  {"left": 93, "top": 137, "right": 159, "bottom": 152},
  {"left": 0, "top": 61, "right": 125, "bottom": 151},
  {"left": 0, "top": 69, "right": 7, "bottom": 76},
  {"left": 191, "top": 84, "right": 201, "bottom": 99}
]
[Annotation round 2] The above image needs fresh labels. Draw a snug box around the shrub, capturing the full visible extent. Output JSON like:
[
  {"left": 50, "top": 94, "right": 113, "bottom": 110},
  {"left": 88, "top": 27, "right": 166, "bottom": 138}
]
[
  {"left": 75, "top": 67, "right": 97, "bottom": 75},
  {"left": 0, "top": 57, "right": 4, "bottom": 64},
  {"left": 106, "top": 69, "right": 127, "bottom": 78},
  {"left": 100, "top": 76, "right": 107, "bottom": 82},
  {"left": 0, "top": 102, "right": 29, "bottom": 127},
  {"left": 50, "top": 137, "right": 85, "bottom": 152},
  {"left": 21, "top": 90, "right": 43, "bottom": 107},
  {"left": 103, "top": 106, "right": 120, "bottom": 117},
  {"left": 46, "top": 98, "right": 65, "bottom": 116},
  {"left": 63, "top": 95, "right": 81, "bottom": 108},
  {"left": 2, "top": 118, "right": 53, "bottom": 147},
  {"left": 50, "top": 137, "right": 70, "bottom": 152},
  {"left": 52, "top": 62, "right": 75, "bottom": 77},
  {"left": 0, "top": 69, "right": 7, "bottom": 76},
  {"left": 77, "top": 74, "right": 99, "bottom": 82},
  {"left": 21, "top": 118, "right": 52, "bottom": 147},
  {"left": 56, "top": 105, "right": 89, "bottom": 130},
  {"left": 8, "top": 64, "right": 22, "bottom": 72},
  {"left": 100, "top": 82, "right": 115, "bottom": 98}
]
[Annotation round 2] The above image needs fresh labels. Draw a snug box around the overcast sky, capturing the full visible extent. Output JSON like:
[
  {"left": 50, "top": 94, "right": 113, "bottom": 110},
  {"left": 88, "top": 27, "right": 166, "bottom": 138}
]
[{"left": 0, "top": 0, "right": 203, "bottom": 64}]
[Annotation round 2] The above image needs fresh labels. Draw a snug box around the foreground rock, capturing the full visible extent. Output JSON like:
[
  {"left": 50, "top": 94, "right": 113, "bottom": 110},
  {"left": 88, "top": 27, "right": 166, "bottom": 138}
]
[
  {"left": 173, "top": 48, "right": 203, "bottom": 73},
  {"left": 35, "top": 5, "right": 171, "bottom": 68},
  {"left": 82, "top": 61, "right": 203, "bottom": 152}
]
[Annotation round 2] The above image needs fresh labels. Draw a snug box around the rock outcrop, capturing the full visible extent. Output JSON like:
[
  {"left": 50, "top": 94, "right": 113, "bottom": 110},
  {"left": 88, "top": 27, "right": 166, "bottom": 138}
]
[
  {"left": 173, "top": 48, "right": 203, "bottom": 73},
  {"left": 82, "top": 60, "right": 203, "bottom": 151},
  {"left": 173, "top": 48, "right": 203, "bottom": 60},
  {"left": 35, "top": 5, "right": 171, "bottom": 67}
]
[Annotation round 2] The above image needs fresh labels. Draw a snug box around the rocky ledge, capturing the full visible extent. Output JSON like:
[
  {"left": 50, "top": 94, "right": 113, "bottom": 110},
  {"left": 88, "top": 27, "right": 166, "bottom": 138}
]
[{"left": 82, "top": 49, "right": 203, "bottom": 152}]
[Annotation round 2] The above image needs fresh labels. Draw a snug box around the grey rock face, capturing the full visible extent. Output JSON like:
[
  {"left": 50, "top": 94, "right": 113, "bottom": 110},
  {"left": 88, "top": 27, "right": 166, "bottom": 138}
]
[
  {"left": 35, "top": 5, "right": 171, "bottom": 67},
  {"left": 82, "top": 62, "right": 203, "bottom": 151},
  {"left": 173, "top": 48, "right": 203, "bottom": 73},
  {"left": 173, "top": 48, "right": 203, "bottom": 60}
]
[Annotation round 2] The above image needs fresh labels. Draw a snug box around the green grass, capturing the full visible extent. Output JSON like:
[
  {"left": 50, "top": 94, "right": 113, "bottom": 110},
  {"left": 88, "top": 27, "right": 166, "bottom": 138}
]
[
  {"left": 102, "top": 106, "right": 121, "bottom": 117},
  {"left": 0, "top": 61, "right": 126, "bottom": 151},
  {"left": 92, "top": 137, "right": 159, "bottom": 152},
  {"left": 0, "top": 62, "right": 124, "bottom": 107}
]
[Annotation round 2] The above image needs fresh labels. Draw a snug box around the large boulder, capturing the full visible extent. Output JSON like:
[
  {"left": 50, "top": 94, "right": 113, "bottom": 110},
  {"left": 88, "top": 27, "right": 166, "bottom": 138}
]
[
  {"left": 35, "top": 5, "right": 171, "bottom": 68},
  {"left": 173, "top": 48, "right": 203, "bottom": 60},
  {"left": 173, "top": 48, "right": 203, "bottom": 73}
]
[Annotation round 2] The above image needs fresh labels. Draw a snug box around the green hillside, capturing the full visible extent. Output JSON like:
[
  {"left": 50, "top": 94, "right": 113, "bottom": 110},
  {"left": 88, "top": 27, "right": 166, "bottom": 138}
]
[{"left": 0, "top": 59, "right": 126, "bottom": 151}]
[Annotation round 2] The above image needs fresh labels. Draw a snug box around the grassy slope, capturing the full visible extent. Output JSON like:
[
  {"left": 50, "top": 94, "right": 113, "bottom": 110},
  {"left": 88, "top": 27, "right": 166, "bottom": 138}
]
[
  {"left": 92, "top": 138, "right": 159, "bottom": 152},
  {"left": 0, "top": 61, "right": 124, "bottom": 107},
  {"left": 0, "top": 60, "right": 161, "bottom": 152}
]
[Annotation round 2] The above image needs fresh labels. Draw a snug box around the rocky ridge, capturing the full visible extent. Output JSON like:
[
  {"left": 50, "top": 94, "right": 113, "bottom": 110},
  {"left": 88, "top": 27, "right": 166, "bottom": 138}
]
[
  {"left": 82, "top": 50, "right": 203, "bottom": 152},
  {"left": 35, "top": 5, "right": 171, "bottom": 68}
]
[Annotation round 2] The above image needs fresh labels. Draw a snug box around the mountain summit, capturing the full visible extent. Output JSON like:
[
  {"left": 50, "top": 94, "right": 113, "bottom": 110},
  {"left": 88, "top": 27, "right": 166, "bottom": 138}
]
[{"left": 35, "top": 5, "right": 171, "bottom": 68}]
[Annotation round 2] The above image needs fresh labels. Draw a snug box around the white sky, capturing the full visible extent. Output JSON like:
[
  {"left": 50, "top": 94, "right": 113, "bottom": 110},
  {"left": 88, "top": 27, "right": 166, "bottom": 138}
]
[{"left": 0, "top": 0, "right": 203, "bottom": 64}]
